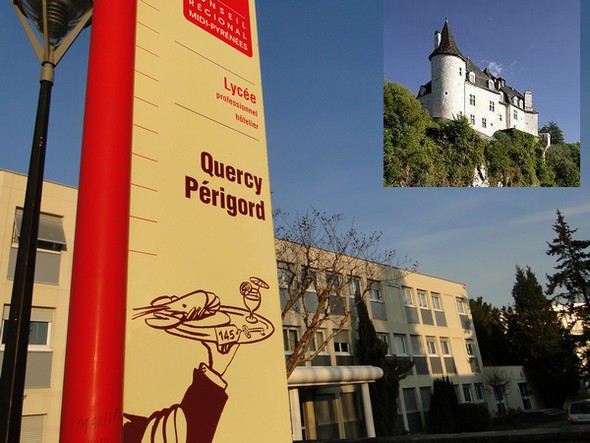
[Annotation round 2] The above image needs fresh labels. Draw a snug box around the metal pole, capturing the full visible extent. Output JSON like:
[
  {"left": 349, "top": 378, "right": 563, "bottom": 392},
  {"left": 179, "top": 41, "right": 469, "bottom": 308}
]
[{"left": 0, "top": 63, "right": 54, "bottom": 443}]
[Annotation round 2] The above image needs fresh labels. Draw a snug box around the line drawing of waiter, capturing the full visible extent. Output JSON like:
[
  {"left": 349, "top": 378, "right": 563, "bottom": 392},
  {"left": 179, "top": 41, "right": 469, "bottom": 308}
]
[{"left": 124, "top": 277, "right": 273, "bottom": 443}]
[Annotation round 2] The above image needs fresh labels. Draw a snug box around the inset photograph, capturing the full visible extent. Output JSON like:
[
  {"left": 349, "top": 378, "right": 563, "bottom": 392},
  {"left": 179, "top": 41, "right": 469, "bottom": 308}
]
[{"left": 384, "top": 0, "right": 580, "bottom": 187}]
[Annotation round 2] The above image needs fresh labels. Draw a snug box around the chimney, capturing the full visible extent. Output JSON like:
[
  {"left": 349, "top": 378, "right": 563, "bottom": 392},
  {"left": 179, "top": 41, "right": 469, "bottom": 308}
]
[
  {"left": 524, "top": 90, "right": 533, "bottom": 111},
  {"left": 434, "top": 31, "right": 441, "bottom": 49}
]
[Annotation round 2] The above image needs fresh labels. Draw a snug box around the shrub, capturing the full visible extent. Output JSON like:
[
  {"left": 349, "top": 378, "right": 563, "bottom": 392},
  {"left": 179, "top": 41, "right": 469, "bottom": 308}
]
[{"left": 456, "top": 403, "right": 492, "bottom": 432}]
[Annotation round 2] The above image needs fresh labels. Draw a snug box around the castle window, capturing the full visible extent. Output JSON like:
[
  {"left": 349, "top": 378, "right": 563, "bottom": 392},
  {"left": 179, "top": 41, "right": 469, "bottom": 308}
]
[
  {"left": 513, "top": 110, "right": 518, "bottom": 120},
  {"left": 469, "top": 94, "right": 475, "bottom": 106},
  {"left": 489, "top": 101, "right": 495, "bottom": 112},
  {"left": 459, "top": 67, "right": 463, "bottom": 76},
  {"left": 488, "top": 79, "right": 494, "bottom": 90},
  {"left": 481, "top": 118, "right": 487, "bottom": 128},
  {"left": 469, "top": 114, "right": 475, "bottom": 125},
  {"left": 499, "top": 114, "right": 503, "bottom": 122},
  {"left": 468, "top": 72, "right": 475, "bottom": 83}
]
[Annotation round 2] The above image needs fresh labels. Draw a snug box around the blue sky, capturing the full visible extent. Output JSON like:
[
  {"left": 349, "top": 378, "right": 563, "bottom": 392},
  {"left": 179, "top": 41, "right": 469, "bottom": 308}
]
[{"left": 0, "top": 1, "right": 588, "bottom": 309}]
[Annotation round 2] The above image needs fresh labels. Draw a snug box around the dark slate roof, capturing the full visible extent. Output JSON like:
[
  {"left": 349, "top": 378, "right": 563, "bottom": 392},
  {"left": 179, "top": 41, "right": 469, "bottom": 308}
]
[
  {"left": 466, "top": 60, "right": 487, "bottom": 87},
  {"left": 429, "top": 20, "right": 465, "bottom": 61}
]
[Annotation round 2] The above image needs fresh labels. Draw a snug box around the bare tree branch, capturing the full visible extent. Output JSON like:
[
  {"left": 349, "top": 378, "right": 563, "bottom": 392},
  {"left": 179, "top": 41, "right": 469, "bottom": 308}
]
[{"left": 275, "top": 208, "right": 417, "bottom": 377}]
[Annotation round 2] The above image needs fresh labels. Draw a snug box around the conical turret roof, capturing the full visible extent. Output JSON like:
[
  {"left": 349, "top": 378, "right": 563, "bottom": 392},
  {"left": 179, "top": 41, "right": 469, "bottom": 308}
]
[{"left": 429, "top": 19, "right": 466, "bottom": 61}]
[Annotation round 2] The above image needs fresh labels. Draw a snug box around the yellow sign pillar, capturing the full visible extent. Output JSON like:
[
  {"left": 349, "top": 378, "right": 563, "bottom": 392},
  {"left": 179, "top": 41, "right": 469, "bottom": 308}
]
[{"left": 124, "top": 1, "right": 292, "bottom": 441}]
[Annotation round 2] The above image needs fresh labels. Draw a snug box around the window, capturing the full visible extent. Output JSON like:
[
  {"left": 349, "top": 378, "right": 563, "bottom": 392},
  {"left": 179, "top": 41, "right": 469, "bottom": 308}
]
[
  {"left": 1, "top": 306, "right": 52, "bottom": 349},
  {"left": 475, "top": 383, "right": 485, "bottom": 401},
  {"left": 350, "top": 278, "right": 361, "bottom": 298},
  {"left": 403, "top": 287, "right": 414, "bottom": 306},
  {"left": 302, "top": 267, "right": 316, "bottom": 289},
  {"left": 469, "top": 114, "right": 475, "bottom": 125},
  {"left": 368, "top": 281, "right": 382, "bottom": 301},
  {"left": 488, "top": 79, "right": 494, "bottom": 90},
  {"left": 9, "top": 209, "right": 67, "bottom": 285},
  {"left": 410, "top": 335, "right": 425, "bottom": 356},
  {"left": 469, "top": 94, "right": 476, "bottom": 105},
  {"left": 1, "top": 306, "right": 54, "bottom": 388},
  {"left": 481, "top": 118, "right": 487, "bottom": 128},
  {"left": 459, "top": 67, "right": 463, "bottom": 76},
  {"left": 377, "top": 333, "right": 390, "bottom": 354},
  {"left": 440, "top": 338, "right": 451, "bottom": 355},
  {"left": 468, "top": 72, "right": 476, "bottom": 83},
  {"left": 489, "top": 101, "right": 495, "bottom": 111},
  {"left": 326, "top": 273, "right": 340, "bottom": 294},
  {"left": 456, "top": 297, "right": 467, "bottom": 315},
  {"left": 277, "top": 262, "right": 293, "bottom": 288},
  {"left": 463, "top": 385, "right": 473, "bottom": 403},
  {"left": 394, "top": 334, "right": 408, "bottom": 355},
  {"left": 426, "top": 337, "right": 438, "bottom": 356},
  {"left": 431, "top": 293, "right": 442, "bottom": 310},
  {"left": 465, "top": 339, "right": 475, "bottom": 357},
  {"left": 333, "top": 330, "right": 351, "bottom": 354},
  {"left": 283, "top": 327, "right": 299, "bottom": 353},
  {"left": 417, "top": 290, "right": 428, "bottom": 308},
  {"left": 513, "top": 110, "right": 518, "bottom": 120},
  {"left": 308, "top": 330, "right": 327, "bottom": 354},
  {"left": 499, "top": 113, "right": 503, "bottom": 122},
  {"left": 13, "top": 208, "right": 67, "bottom": 252}
]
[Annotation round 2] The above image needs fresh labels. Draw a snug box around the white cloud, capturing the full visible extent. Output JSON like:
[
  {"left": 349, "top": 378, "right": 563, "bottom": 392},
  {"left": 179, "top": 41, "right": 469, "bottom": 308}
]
[{"left": 486, "top": 61, "right": 504, "bottom": 76}]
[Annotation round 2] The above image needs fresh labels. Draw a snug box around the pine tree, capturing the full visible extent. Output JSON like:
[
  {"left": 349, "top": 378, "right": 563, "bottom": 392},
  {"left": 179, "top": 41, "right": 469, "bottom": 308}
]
[
  {"left": 506, "top": 266, "right": 579, "bottom": 407},
  {"left": 546, "top": 210, "right": 590, "bottom": 377},
  {"left": 469, "top": 297, "right": 516, "bottom": 365}
]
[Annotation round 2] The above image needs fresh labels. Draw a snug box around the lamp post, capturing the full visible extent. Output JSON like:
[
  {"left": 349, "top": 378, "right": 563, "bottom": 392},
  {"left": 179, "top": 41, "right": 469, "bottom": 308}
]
[{"left": 0, "top": 1, "right": 92, "bottom": 442}]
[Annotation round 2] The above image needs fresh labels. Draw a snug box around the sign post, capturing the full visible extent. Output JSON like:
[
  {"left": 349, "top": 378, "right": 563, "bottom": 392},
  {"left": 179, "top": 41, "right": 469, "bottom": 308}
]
[{"left": 60, "top": 0, "right": 136, "bottom": 441}]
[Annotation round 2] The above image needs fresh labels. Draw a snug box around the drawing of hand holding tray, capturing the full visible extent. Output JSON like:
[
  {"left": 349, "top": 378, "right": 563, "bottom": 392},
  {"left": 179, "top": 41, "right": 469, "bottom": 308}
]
[{"left": 123, "top": 277, "right": 274, "bottom": 443}]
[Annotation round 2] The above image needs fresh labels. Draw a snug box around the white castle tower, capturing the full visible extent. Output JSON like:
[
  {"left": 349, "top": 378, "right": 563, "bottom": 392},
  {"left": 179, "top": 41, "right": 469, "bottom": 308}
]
[
  {"left": 428, "top": 19, "right": 466, "bottom": 120},
  {"left": 417, "top": 19, "right": 539, "bottom": 138}
]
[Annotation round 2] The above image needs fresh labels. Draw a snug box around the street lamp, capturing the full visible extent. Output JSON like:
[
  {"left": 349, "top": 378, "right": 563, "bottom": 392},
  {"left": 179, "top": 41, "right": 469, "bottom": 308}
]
[{"left": 0, "top": 1, "right": 92, "bottom": 442}]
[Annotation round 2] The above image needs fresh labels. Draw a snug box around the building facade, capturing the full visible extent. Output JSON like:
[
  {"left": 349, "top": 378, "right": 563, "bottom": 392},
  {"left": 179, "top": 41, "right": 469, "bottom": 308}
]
[
  {"left": 277, "top": 240, "right": 491, "bottom": 439},
  {"left": 0, "top": 170, "right": 77, "bottom": 442},
  {"left": 417, "top": 20, "right": 539, "bottom": 138}
]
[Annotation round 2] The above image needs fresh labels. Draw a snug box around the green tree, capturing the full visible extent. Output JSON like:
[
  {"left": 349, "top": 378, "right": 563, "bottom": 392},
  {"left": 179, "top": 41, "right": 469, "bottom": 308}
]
[
  {"left": 546, "top": 210, "right": 590, "bottom": 377},
  {"left": 540, "top": 121, "right": 565, "bottom": 145},
  {"left": 355, "top": 297, "right": 413, "bottom": 436},
  {"left": 426, "top": 116, "right": 486, "bottom": 186},
  {"left": 486, "top": 128, "right": 544, "bottom": 186},
  {"left": 545, "top": 143, "right": 580, "bottom": 187},
  {"left": 506, "top": 266, "right": 579, "bottom": 407},
  {"left": 469, "top": 297, "right": 516, "bottom": 365},
  {"left": 383, "top": 80, "right": 438, "bottom": 187}
]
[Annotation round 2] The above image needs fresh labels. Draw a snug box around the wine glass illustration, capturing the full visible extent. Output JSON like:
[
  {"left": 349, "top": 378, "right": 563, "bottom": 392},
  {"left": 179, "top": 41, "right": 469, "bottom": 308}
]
[{"left": 240, "top": 277, "right": 269, "bottom": 323}]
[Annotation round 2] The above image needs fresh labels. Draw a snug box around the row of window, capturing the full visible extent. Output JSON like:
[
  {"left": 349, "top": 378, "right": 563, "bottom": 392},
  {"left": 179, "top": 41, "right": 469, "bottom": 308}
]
[
  {"left": 392, "top": 333, "right": 475, "bottom": 359},
  {"left": 283, "top": 327, "right": 351, "bottom": 355},
  {"left": 278, "top": 265, "right": 382, "bottom": 302},
  {"left": 404, "top": 381, "right": 485, "bottom": 414},
  {"left": 283, "top": 325, "right": 478, "bottom": 369},
  {"left": 404, "top": 288, "right": 469, "bottom": 316}
]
